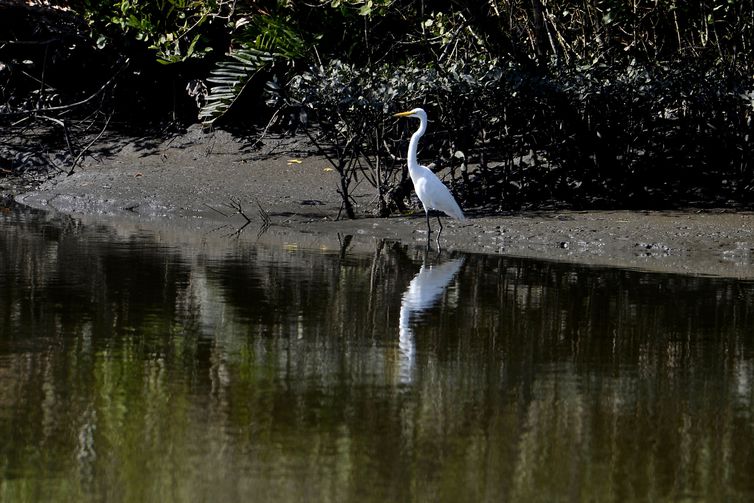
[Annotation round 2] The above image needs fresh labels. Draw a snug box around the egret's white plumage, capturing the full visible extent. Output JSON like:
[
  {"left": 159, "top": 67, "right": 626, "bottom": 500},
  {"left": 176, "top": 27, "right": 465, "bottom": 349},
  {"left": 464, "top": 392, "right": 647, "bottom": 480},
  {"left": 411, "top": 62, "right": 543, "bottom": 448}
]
[{"left": 394, "top": 108, "right": 465, "bottom": 238}]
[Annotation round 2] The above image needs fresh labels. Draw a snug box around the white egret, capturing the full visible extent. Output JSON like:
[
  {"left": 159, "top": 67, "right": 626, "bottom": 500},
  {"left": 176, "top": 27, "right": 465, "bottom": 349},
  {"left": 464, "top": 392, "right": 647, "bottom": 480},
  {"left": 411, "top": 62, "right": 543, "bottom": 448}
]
[{"left": 394, "top": 108, "right": 465, "bottom": 239}]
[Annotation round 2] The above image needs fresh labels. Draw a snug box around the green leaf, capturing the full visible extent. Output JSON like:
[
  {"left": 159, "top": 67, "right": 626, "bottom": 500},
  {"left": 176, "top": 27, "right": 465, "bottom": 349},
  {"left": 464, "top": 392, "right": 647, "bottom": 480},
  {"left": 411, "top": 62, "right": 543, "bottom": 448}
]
[
  {"left": 198, "top": 47, "right": 275, "bottom": 125},
  {"left": 185, "top": 33, "right": 201, "bottom": 59}
]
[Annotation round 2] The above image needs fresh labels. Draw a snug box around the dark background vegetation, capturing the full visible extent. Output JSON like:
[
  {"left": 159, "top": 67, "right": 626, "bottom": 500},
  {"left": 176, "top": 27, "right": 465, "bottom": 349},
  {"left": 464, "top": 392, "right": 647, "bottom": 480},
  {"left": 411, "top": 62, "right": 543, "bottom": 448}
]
[{"left": 2, "top": 0, "right": 754, "bottom": 214}]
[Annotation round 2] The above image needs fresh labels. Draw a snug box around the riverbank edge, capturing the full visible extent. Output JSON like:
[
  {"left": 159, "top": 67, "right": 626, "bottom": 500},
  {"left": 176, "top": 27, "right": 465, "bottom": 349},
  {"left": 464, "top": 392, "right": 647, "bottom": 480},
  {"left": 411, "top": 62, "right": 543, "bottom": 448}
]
[{"left": 7, "top": 127, "right": 754, "bottom": 279}]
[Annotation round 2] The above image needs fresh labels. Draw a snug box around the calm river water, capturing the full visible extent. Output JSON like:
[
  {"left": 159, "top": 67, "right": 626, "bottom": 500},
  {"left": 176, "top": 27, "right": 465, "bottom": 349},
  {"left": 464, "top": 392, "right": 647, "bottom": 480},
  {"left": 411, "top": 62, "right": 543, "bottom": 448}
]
[{"left": 1, "top": 202, "right": 754, "bottom": 502}]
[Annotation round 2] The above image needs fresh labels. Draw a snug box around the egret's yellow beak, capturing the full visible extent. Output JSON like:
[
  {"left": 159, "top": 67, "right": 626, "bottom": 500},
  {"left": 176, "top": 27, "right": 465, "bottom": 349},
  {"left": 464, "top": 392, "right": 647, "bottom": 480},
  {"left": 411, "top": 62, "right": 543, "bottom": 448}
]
[{"left": 393, "top": 110, "right": 414, "bottom": 117}]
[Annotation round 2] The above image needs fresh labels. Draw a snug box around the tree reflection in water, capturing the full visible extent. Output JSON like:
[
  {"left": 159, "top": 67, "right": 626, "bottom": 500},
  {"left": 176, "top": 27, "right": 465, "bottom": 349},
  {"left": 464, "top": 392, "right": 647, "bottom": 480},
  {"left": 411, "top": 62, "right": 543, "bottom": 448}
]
[{"left": 1, "top": 205, "right": 754, "bottom": 502}]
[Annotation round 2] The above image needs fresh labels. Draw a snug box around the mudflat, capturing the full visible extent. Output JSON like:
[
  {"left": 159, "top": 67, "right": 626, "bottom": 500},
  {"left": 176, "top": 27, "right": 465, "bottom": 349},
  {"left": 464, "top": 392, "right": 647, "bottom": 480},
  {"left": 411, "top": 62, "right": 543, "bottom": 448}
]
[{"left": 14, "top": 126, "right": 754, "bottom": 278}]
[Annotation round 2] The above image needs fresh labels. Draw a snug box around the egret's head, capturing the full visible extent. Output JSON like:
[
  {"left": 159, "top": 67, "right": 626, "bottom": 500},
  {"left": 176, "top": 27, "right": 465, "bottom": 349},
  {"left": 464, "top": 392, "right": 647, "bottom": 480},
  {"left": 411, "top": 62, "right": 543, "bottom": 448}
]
[{"left": 393, "top": 107, "right": 427, "bottom": 121}]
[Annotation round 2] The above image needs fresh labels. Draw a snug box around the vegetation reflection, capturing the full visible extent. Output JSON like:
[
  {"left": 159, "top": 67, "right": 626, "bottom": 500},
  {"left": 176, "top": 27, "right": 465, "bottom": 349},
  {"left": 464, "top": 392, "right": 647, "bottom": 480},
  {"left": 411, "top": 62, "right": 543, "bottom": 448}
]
[{"left": 1, "top": 208, "right": 753, "bottom": 502}]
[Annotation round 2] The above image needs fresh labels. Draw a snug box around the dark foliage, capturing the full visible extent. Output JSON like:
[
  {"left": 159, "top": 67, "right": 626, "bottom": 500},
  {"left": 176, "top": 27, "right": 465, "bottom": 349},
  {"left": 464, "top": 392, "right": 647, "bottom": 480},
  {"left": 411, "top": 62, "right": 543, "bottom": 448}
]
[
  {"left": 3, "top": 0, "right": 754, "bottom": 212},
  {"left": 284, "top": 58, "right": 754, "bottom": 211}
]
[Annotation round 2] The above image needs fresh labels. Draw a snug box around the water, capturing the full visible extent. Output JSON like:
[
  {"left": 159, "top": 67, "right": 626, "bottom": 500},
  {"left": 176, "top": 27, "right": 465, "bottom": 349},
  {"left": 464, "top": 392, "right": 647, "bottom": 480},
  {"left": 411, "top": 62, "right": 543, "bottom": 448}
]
[{"left": 1, "top": 204, "right": 754, "bottom": 502}]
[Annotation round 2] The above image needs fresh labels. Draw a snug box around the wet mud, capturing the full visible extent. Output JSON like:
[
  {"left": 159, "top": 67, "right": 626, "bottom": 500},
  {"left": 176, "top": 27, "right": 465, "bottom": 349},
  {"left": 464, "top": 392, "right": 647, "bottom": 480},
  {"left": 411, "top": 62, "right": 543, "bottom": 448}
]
[{"left": 14, "top": 126, "right": 754, "bottom": 278}]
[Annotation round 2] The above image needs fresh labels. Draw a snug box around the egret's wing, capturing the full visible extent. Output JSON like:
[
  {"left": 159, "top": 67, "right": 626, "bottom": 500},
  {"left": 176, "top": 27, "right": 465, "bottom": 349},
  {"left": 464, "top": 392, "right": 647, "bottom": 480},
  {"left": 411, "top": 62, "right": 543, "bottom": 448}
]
[{"left": 418, "top": 166, "right": 465, "bottom": 222}]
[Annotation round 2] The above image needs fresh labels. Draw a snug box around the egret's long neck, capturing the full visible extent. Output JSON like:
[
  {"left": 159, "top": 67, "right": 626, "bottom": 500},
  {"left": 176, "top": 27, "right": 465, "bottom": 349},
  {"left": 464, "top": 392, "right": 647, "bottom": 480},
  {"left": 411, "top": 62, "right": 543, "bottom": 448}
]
[{"left": 407, "top": 117, "right": 427, "bottom": 175}]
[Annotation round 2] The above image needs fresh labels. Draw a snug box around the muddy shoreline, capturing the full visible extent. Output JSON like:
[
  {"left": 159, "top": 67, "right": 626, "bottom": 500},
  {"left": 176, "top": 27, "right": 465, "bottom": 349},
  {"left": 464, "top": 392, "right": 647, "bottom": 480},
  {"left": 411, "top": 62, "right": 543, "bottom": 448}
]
[{"left": 10, "top": 126, "right": 754, "bottom": 278}]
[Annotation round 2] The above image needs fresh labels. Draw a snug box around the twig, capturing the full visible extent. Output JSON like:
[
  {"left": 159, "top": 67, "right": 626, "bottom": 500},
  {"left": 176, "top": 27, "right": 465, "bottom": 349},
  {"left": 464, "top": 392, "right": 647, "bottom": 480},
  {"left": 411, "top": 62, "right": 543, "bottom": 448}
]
[
  {"left": 204, "top": 202, "right": 229, "bottom": 217},
  {"left": 254, "top": 200, "right": 272, "bottom": 238},
  {"left": 223, "top": 196, "right": 251, "bottom": 222},
  {"left": 68, "top": 111, "right": 112, "bottom": 176},
  {"left": 36, "top": 114, "right": 75, "bottom": 159},
  {"left": 0, "top": 39, "right": 57, "bottom": 45},
  {"left": 26, "top": 59, "right": 128, "bottom": 115},
  {"left": 249, "top": 107, "right": 282, "bottom": 149},
  {"left": 222, "top": 196, "right": 252, "bottom": 238},
  {"left": 255, "top": 199, "right": 271, "bottom": 227}
]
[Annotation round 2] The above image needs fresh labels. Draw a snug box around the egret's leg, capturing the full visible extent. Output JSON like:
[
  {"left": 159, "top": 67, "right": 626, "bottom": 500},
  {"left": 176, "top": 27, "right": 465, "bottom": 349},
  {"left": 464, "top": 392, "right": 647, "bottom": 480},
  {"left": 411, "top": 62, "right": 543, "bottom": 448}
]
[
  {"left": 425, "top": 211, "right": 432, "bottom": 235},
  {"left": 435, "top": 215, "right": 443, "bottom": 248}
]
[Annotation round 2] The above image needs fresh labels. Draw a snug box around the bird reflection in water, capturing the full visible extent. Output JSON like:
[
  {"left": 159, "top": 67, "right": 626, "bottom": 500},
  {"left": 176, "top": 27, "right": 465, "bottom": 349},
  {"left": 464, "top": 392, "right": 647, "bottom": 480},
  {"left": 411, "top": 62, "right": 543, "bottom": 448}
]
[{"left": 398, "top": 256, "right": 465, "bottom": 383}]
